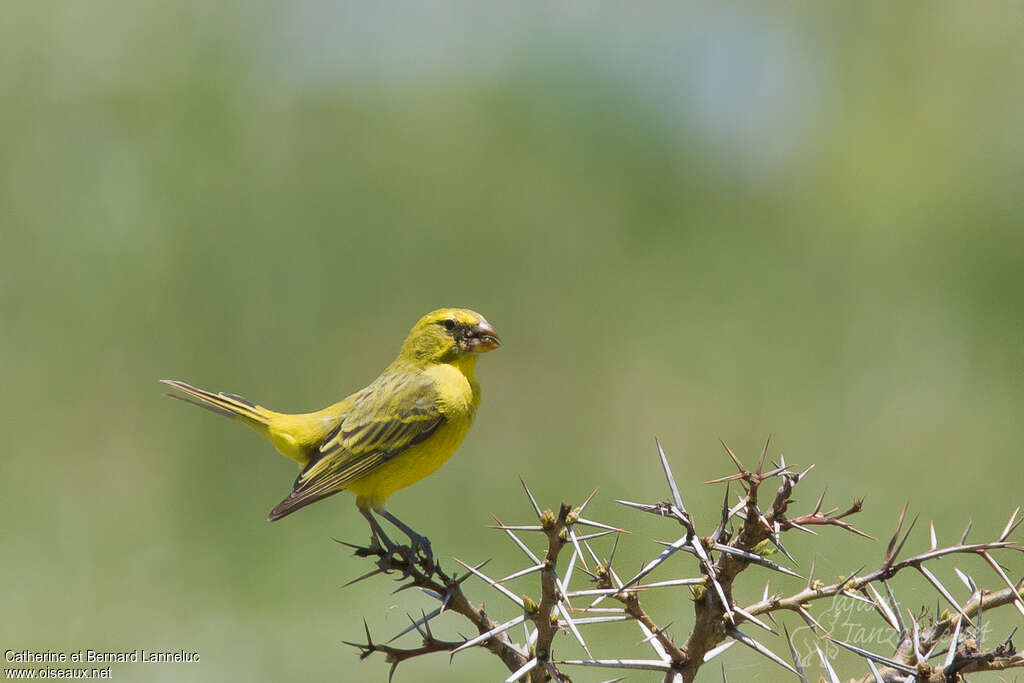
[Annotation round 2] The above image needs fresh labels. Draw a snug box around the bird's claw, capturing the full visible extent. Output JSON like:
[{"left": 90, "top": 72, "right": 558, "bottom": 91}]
[
  {"left": 365, "top": 531, "right": 434, "bottom": 575},
  {"left": 367, "top": 534, "right": 387, "bottom": 554},
  {"left": 408, "top": 534, "right": 434, "bottom": 573}
]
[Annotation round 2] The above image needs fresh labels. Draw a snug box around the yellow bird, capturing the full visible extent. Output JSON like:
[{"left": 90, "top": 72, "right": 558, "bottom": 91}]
[{"left": 162, "top": 308, "right": 500, "bottom": 562}]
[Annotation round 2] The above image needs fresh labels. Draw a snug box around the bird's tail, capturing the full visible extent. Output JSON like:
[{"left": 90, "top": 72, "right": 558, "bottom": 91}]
[{"left": 160, "top": 379, "right": 276, "bottom": 432}]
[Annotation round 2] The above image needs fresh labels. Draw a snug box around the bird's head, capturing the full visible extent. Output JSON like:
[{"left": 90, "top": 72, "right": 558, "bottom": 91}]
[{"left": 399, "top": 308, "right": 501, "bottom": 364}]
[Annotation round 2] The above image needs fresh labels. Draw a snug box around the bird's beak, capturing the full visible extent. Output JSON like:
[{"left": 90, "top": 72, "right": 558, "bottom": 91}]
[{"left": 468, "top": 321, "right": 501, "bottom": 352}]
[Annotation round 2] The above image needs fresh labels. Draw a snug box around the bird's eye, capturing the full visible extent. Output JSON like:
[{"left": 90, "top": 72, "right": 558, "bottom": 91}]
[{"left": 441, "top": 319, "right": 457, "bottom": 331}]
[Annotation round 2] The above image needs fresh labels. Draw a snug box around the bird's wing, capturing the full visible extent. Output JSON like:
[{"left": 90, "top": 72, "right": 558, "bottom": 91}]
[{"left": 267, "top": 371, "right": 444, "bottom": 520}]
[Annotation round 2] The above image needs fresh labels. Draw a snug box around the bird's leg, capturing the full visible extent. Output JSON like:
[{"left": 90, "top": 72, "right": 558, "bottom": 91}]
[
  {"left": 377, "top": 509, "right": 434, "bottom": 571},
  {"left": 359, "top": 508, "right": 400, "bottom": 556}
]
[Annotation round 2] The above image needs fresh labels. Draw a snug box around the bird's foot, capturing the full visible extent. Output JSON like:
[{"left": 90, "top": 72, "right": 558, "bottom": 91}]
[
  {"left": 361, "top": 509, "right": 405, "bottom": 562},
  {"left": 376, "top": 509, "right": 436, "bottom": 574},
  {"left": 366, "top": 532, "right": 392, "bottom": 556},
  {"left": 405, "top": 532, "right": 434, "bottom": 573},
  {"left": 367, "top": 535, "right": 420, "bottom": 579}
]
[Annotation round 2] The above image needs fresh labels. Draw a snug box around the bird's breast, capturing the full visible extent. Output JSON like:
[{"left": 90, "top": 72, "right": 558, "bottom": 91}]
[{"left": 427, "top": 362, "right": 480, "bottom": 422}]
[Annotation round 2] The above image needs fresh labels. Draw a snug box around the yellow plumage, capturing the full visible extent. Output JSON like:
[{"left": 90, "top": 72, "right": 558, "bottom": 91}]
[{"left": 162, "top": 308, "right": 500, "bottom": 525}]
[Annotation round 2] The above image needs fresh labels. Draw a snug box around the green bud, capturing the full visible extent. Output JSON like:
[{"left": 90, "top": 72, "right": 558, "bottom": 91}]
[{"left": 540, "top": 509, "right": 557, "bottom": 529}]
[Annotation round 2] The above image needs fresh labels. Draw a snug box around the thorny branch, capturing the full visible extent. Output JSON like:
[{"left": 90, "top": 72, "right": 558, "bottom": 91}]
[
  {"left": 338, "top": 439, "right": 1023, "bottom": 682},
  {"left": 337, "top": 536, "right": 531, "bottom": 679}
]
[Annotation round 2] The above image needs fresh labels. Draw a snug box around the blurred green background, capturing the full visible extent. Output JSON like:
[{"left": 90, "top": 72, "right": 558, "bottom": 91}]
[{"left": 3, "top": 2, "right": 1023, "bottom": 681}]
